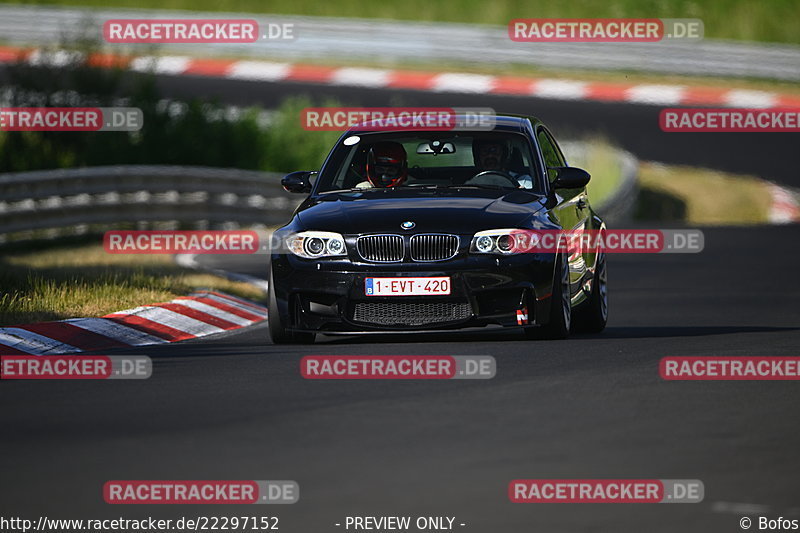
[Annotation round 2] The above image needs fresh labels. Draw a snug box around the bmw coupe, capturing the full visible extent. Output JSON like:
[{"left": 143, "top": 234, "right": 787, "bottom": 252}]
[{"left": 268, "top": 115, "right": 607, "bottom": 343}]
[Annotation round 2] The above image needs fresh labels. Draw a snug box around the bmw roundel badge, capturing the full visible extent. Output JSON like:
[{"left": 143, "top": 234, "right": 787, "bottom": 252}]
[{"left": 401, "top": 221, "right": 416, "bottom": 230}]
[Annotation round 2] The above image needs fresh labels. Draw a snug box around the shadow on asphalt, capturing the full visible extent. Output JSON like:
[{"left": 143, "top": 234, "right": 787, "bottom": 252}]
[
  {"left": 93, "top": 325, "right": 799, "bottom": 358},
  {"left": 595, "top": 325, "right": 799, "bottom": 338},
  {"left": 318, "top": 325, "right": 799, "bottom": 344}
]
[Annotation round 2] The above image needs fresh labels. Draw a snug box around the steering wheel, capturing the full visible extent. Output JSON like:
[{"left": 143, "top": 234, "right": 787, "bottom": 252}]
[{"left": 466, "top": 170, "right": 519, "bottom": 188}]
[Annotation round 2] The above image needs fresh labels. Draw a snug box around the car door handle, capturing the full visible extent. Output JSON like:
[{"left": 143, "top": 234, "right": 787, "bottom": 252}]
[{"left": 576, "top": 199, "right": 587, "bottom": 210}]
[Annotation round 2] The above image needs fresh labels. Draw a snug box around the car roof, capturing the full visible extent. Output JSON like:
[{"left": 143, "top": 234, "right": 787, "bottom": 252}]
[{"left": 345, "top": 114, "right": 543, "bottom": 134}]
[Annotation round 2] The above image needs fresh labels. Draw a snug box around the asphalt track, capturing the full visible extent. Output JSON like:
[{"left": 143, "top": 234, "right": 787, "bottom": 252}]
[
  {"left": 1, "top": 74, "right": 800, "bottom": 532},
  {"left": 2, "top": 226, "right": 800, "bottom": 532}
]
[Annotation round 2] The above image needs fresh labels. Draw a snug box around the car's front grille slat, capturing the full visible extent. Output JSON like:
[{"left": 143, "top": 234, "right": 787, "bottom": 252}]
[
  {"left": 410, "top": 234, "right": 458, "bottom": 262},
  {"left": 352, "top": 302, "right": 472, "bottom": 326},
  {"left": 357, "top": 233, "right": 458, "bottom": 262},
  {"left": 357, "top": 234, "right": 404, "bottom": 262}
]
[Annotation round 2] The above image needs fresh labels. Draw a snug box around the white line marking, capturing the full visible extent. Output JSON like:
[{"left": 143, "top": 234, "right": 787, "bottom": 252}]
[
  {"left": 331, "top": 67, "right": 391, "bottom": 87},
  {"left": 432, "top": 73, "right": 495, "bottom": 93},
  {"left": 27, "top": 49, "right": 77, "bottom": 67},
  {"left": 532, "top": 79, "right": 588, "bottom": 100},
  {"left": 170, "top": 299, "right": 254, "bottom": 326},
  {"left": 65, "top": 318, "right": 167, "bottom": 346},
  {"left": 202, "top": 293, "right": 267, "bottom": 315},
  {"left": 724, "top": 89, "right": 778, "bottom": 108},
  {"left": 0, "top": 328, "right": 81, "bottom": 355},
  {"left": 227, "top": 61, "right": 291, "bottom": 81},
  {"left": 130, "top": 55, "right": 191, "bottom": 75},
  {"left": 110, "top": 306, "right": 224, "bottom": 336},
  {"left": 625, "top": 84, "right": 687, "bottom": 105},
  {"left": 768, "top": 183, "right": 800, "bottom": 224}
]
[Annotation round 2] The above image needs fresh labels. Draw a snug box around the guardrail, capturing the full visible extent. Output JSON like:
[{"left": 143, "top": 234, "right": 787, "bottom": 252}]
[
  {"left": 1, "top": 5, "right": 798, "bottom": 81},
  {"left": 0, "top": 165, "right": 300, "bottom": 244}
]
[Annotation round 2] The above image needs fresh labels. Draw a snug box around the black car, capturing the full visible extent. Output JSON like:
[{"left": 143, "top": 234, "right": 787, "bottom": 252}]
[{"left": 268, "top": 115, "right": 607, "bottom": 343}]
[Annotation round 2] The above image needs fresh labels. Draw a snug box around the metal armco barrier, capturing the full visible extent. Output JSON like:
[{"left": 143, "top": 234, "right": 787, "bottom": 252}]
[
  {"left": 0, "top": 166, "right": 300, "bottom": 244},
  {"left": 0, "top": 5, "right": 798, "bottom": 80}
]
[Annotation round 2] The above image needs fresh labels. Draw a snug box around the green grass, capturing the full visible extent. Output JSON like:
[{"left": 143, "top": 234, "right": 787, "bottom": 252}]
[
  {"left": 562, "top": 138, "right": 623, "bottom": 207},
  {"left": 0, "top": 243, "right": 265, "bottom": 326},
  {"left": 637, "top": 162, "right": 772, "bottom": 224},
  {"left": 10, "top": 0, "right": 800, "bottom": 44}
]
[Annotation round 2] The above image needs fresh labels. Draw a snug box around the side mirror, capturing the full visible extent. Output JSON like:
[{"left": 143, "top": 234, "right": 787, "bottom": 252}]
[
  {"left": 552, "top": 167, "right": 591, "bottom": 189},
  {"left": 281, "top": 171, "right": 315, "bottom": 193}
]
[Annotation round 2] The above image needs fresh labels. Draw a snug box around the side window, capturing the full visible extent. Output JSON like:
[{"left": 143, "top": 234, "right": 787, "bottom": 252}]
[{"left": 537, "top": 127, "right": 566, "bottom": 183}]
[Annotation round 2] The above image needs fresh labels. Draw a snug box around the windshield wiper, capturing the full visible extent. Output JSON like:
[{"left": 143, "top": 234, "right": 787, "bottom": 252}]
[
  {"left": 444, "top": 184, "right": 510, "bottom": 190},
  {"left": 406, "top": 184, "right": 510, "bottom": 190},
  {"left": 319, "top": 187, "right": 368, "bottom": 194},
  {"left": 321, "top": 184, "right": 513, "bottom": 194}
]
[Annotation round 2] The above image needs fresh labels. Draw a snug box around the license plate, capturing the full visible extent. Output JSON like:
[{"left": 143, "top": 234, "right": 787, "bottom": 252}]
[{"left": 365, "top": 277, "right": 451, "bottom": 296}]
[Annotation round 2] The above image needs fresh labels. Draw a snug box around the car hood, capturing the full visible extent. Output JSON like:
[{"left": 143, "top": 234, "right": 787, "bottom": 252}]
[{"left": 294, "top": 189, "right": 547, "bottom": 234}]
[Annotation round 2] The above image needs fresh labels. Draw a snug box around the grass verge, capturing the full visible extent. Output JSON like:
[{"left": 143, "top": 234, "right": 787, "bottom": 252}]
[
  {"left": 636, "top": 162, "right": 772, "bottom": 224},
  {"left": 0, "top": 243, "right": 265, "bottom": 326},
  {"left": 562, "top": 138, "right": 623, "bottom": 207}
]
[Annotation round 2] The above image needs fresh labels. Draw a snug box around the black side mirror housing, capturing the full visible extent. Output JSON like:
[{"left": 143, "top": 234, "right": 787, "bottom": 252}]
[
  {"left": 551, "top": 167, "right": 591, "bottom": 189},
  {"left": 281, "top": 171, "right": 315, "bottom": 193}
]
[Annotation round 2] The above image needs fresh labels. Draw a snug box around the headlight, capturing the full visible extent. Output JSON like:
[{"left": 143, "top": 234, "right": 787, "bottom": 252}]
[
  {"left": 287, "top": 231, "right": 347, "bottom": 259},
  {"left": 470, "top": 229, "right": 529, "bottom": 255}
]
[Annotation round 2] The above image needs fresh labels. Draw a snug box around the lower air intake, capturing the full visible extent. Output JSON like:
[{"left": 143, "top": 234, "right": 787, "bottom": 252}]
[{"left": 352, "top": 302, "right": 472, "bottom": 326}]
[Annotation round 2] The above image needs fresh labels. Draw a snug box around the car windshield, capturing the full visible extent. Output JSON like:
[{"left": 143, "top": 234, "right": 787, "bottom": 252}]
[{"left": 315, "top": 131, "right": 543, "bottom": 194}]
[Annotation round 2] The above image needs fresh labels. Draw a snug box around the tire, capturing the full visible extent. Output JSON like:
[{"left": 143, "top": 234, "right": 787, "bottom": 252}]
[
  {"left": 267, "top": 271, "right": 315, "bottom": 345},
  {"left": 571, "top": 251, "right": 608, "bottom": 334},
  {"left": 526, "top": 254, "right": 571, "bottom": 340}
]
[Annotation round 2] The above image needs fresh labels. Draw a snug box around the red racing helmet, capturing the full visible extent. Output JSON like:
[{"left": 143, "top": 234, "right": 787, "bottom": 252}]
[{"left": 366, "top": 142, "right": 408, "bottom": 188}]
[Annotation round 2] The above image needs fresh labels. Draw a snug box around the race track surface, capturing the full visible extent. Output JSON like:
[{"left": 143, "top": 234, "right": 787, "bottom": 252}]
[{"left": 2, "top": 226, "right": 799, "bottom": 531}]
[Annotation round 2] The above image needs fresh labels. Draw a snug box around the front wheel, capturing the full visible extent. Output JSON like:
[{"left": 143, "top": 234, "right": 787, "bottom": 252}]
[
  {"left": 525, "top": 254, "right": 571, "bottom": 340},
  {"left": 571, "top": 251, "right": 608, "bottom": 333},
  {"left": 267, "top": 270, "right": 315, "bottom": 345}
]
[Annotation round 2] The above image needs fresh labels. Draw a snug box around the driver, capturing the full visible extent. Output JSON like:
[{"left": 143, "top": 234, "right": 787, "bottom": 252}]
[
  {"left": 471, "top": 139, "right": 533, "bottom": 189},
  {"left": 356, "top": 142, "right": 408, "bottom": 188}
]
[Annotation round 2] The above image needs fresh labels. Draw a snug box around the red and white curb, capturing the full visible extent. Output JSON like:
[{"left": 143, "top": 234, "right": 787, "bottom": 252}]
[
  {"left": 2, "top": 46, "right": 800, "bottom": 108},
  {"left": 768, "top": 184, "right": 800, "bottom": 224},
  {"left": 0, "top": 290, "right": 266, "bottom": 355}
]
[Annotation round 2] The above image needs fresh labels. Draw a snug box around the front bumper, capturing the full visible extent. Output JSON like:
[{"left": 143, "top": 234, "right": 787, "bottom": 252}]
[{"left": 271, "top": 253, "right": 557, "bottom": 333}]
